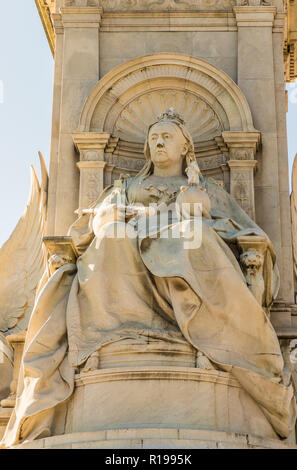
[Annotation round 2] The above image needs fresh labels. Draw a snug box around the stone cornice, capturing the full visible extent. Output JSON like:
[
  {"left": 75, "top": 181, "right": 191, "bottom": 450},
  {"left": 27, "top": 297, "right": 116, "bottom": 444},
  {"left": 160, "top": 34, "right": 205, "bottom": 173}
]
[
  {"left": 35, "top": 1, "right": 295, "bottom": 82},
  {"left": 101, "top": 11, "right": 237, "bottom": 32},
  {"left": 35, "top": 0, "right": 55, "bottom": 56}
]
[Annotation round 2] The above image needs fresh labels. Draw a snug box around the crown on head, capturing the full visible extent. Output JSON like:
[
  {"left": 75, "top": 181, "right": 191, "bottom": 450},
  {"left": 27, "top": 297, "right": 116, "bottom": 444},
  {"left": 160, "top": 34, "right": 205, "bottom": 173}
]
[{"left": 157, "top": 108, "right": 185, "bottom": 126}]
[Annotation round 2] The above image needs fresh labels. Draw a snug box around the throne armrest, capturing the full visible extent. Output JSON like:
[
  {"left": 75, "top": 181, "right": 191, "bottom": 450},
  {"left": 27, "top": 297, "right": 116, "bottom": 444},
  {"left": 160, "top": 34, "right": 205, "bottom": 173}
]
[
  {"left": 237, "top": 236, "right": 268, "bottom": 307},
  {"left": 237, "top": 235, "right": 268, "bottom": 254},
  {"left": 43, "top": 236, "right": 79, "bottom": 274}
]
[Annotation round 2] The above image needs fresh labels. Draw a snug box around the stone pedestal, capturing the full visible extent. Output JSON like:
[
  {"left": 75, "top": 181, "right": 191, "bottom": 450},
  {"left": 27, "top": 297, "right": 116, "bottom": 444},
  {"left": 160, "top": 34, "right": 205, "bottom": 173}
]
[
  {"left": 64, "top": 366, "right": 278, "bottom": 440},
  {"left": 14, "top": 363, "right": 295, "bottom": 449},
  {"left": 14, "top": 427, "right": 295, "bottom": 450},
  {"left": 12, "top": 340, "right": 293, "bottom": 449}
]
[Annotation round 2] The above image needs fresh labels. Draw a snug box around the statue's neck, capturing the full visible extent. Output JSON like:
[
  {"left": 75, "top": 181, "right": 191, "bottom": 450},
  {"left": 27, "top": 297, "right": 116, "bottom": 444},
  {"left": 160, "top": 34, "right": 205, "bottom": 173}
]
[{"left": 153, "top": 166, "right": 183, "bottom": 178}]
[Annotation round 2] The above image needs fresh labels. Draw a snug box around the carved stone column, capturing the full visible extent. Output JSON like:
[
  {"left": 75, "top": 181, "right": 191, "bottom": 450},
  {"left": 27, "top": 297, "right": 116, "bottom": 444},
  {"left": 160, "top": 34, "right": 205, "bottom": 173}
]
[
  {"left": 223, "top": 131, "right": 260, "bottom": 220},
  {"left": 227, "top": 161, "right": 257, "bottom": 220},
  {"left": 233, "top": 6, "right": 295, "bottom": 304},
  {"left": 52, "top": 3, "right": 103, "bottom": 234},
  {"left": 73, "top": 132, "right": 110, "bottom": 209}
]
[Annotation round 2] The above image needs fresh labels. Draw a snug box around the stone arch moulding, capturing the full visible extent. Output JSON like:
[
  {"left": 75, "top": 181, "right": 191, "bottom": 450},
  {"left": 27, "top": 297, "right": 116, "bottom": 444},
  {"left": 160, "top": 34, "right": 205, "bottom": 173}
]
[
  {"left": 73, "top": 53, "right": 261, "bottom": 220},
  {"left": 77, "top": 53, "right": 258, "bottom": 135}
]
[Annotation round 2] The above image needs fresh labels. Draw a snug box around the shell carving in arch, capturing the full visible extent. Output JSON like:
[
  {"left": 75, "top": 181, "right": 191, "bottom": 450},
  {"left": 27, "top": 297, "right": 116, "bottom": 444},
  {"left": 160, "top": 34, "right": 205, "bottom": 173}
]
[{"left": 114, "top": 91, "right": 222, "bottom": 143}]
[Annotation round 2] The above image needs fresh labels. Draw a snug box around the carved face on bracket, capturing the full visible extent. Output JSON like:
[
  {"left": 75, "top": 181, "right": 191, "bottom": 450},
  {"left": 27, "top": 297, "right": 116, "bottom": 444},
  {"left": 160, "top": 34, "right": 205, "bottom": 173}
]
[{"left": 148, "top": 122, "right": 188, "bottom": 172}]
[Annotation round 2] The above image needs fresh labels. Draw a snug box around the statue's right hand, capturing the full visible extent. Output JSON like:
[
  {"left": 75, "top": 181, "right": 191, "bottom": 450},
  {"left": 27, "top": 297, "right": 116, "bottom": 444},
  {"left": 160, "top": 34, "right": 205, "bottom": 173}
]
[
  {"left": 95, "top": 204, "right": 127, "bottom": 224},
  {"left": 92, "top": 204, "right": 130, "bottom": 237}
]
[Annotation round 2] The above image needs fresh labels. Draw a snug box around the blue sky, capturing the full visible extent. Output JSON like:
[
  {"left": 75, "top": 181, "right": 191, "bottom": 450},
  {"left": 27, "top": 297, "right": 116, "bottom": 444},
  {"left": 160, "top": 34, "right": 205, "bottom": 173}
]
[{"left": 0, "top": 1, "right": 297, "bottom": 247}]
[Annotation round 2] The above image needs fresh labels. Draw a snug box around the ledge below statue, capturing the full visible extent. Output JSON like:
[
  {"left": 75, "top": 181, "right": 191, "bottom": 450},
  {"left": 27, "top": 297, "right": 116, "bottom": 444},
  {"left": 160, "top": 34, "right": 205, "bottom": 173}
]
[
  {"left": 12, "top": 365, "right": 292, "bottom": 449},
  {"left": 13, "top": 427, "right": 295, "bottom": 449}
]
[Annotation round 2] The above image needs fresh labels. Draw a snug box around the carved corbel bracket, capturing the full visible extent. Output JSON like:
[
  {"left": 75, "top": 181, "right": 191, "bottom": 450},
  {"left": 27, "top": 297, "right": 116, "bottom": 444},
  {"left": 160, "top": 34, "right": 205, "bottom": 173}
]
[
  {"left": 222, "top": 131, "right": 261, "bottom": 160},
  {"left": 238, "top": 235, "right": 267, "bottom": 306}
]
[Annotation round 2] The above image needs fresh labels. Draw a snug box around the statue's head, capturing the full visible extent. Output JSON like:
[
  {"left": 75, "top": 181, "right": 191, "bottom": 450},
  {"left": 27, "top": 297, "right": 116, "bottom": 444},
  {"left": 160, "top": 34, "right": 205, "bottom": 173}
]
[{"left": 140, "top": 109, "right": 196, "bottom": 177}]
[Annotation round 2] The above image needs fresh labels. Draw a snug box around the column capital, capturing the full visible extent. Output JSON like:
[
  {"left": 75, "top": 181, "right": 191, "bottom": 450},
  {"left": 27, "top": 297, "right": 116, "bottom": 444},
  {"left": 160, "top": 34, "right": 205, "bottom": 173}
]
[
  {"left": 72, "top": 132, "right": 111, "bottom": 152},
  {"left": 233, "top": 6, "right": 277, "bottom": 27},
  {"left": 52, "top": 13, "right": 64, "bottom": 35},
  {"left": 227, "top": 159, "right": 258, "bottom": 169},
  {"left": 76, "top": 161, "right": 107, "bottom": 209},
  {"left": 77, "top": 161, "right": 107, "bottom": 170},
  {"left": 222, "top": 131, "right": 261, "bottom": 160},
  {"left": 60, "top": 4, "right": 103, "bottom": 28}
]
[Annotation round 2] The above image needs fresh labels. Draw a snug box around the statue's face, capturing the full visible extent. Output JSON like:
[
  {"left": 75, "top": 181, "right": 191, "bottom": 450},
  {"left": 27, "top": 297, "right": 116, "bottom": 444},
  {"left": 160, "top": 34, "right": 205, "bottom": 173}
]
[{"left": 148, "top": 122, "right": 188, "bottom": 170}]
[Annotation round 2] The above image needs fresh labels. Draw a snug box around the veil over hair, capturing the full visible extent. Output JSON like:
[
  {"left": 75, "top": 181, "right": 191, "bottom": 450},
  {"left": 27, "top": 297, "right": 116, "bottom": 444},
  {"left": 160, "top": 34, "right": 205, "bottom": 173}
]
[{"left": 136, "top": 109, "right": 198, "bottom": 180}]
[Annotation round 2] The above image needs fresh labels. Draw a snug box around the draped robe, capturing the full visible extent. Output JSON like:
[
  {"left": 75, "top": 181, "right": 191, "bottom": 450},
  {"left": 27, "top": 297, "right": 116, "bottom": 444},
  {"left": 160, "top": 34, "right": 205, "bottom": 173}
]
[{"left": 2, "top": 176, "right": 296, "bottom": 447}]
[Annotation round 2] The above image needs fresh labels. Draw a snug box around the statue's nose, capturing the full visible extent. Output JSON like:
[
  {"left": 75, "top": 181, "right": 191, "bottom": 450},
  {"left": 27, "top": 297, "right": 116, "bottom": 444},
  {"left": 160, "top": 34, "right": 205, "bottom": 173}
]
[{"left": 156, "top": 136, "right": 164, "bottom": 147}]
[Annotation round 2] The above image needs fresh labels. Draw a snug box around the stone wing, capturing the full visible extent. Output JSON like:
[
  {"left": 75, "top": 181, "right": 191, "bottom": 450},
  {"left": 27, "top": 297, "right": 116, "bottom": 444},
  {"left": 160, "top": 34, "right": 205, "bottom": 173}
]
[{"left": 0, "top": 163, "right": 48, "bottom": 334}]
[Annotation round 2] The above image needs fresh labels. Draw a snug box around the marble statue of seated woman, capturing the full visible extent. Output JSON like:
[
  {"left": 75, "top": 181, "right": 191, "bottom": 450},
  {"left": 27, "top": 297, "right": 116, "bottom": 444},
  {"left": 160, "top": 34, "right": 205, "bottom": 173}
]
[{"left": 1, "top": 109, "right": 296, "bottom": 447}]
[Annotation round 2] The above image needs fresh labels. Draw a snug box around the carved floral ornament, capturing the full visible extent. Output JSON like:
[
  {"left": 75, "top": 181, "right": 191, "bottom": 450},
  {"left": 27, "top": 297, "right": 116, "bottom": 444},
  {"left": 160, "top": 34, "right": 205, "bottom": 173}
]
[
  {"left": 62, "top": 0, "right": 271, "bottom": 9},
  {"left": 99, "top": 0, "right": 236, "bottom": 10}
]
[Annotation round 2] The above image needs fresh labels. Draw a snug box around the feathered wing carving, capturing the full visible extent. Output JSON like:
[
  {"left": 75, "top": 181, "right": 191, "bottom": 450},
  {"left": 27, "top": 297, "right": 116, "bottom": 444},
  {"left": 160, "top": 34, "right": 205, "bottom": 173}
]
[
  {"left": 0, "top": 155, "right": 48, "bottom": 334},
  {"left": 291, "top": 153, "right": 297, "bottom": 295}
]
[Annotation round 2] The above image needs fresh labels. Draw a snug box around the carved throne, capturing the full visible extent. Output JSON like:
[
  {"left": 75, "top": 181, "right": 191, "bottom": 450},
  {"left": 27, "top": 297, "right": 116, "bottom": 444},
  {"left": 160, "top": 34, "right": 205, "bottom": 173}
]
[{"left": 30, "top": 54, "right": 295, "bottom": 449}]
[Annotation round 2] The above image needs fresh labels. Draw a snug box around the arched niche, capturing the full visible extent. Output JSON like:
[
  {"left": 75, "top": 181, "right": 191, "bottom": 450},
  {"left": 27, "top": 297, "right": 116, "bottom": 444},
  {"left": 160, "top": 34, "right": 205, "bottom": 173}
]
[
  {"left": 73, "top": 53, "right": 260, "bottom": 219},
  {"left": 78, "top": 53, "right": 256, "bottom": 135}
]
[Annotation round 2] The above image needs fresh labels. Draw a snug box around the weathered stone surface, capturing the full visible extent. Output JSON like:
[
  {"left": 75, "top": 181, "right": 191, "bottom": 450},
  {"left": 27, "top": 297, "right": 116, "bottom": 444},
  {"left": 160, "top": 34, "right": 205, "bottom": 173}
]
[{"left": 1, "top": 0, "right": 296, "bottom": 450}]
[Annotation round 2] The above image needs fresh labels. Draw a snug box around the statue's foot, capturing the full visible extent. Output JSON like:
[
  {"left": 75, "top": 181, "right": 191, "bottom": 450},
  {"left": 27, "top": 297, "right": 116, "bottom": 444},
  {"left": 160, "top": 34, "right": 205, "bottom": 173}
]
[{"left": 196, "top": 351, "right": 216, "bottom": 370}]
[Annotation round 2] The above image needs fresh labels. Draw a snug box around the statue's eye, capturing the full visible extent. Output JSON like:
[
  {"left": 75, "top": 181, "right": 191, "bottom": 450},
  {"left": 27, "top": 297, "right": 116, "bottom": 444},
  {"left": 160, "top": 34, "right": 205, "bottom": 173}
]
[{"left": 164, "top": 134, "right": 170, "bottom": 139}]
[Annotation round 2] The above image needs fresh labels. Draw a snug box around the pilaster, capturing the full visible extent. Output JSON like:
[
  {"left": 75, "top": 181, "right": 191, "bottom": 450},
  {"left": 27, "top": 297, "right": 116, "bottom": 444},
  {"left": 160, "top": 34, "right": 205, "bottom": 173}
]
[
  {"left": 234, "top": 5, "right": 288, "bottom": 300},
  {"left": 73, "top": 132, "right": 110, "bottom": 209},
  {"left": 53, "top": 4, "right": 102, "bottom": 235},
  {"left": 223, "top": 131, "right": 260, "bottom": 220},
  {"left": 46, "top": 12, "right": 64, "bottom": 235},
  {"left": 227, "top": 161, "right": 258, "bottom": 220}
]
